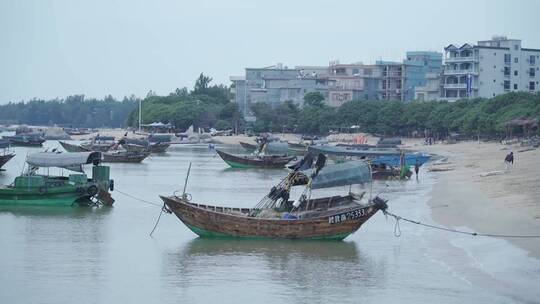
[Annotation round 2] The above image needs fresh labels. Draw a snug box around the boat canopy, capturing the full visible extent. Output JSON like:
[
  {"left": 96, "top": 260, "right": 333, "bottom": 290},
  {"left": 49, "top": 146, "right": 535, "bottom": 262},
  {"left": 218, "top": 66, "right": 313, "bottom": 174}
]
[
  {"left": 26, "top": 152, "right": 101, "bottom": 172},
  {"left": 308, "top": 145, "right": 401, "bottom": 157},
  {"left": 302, "top": 161, "right": 371, "bottom": 189}
]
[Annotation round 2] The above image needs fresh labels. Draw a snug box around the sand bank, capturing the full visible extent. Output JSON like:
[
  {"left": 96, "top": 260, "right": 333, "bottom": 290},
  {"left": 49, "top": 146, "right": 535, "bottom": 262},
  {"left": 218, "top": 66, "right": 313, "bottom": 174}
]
[{"left": 406, "top": 139, "right": 540, "bottom": 258}]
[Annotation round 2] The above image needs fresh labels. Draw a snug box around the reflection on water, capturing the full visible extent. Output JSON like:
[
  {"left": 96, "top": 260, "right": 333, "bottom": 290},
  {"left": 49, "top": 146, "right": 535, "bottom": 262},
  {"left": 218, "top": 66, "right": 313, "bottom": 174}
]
[{"left": 163, "top": 239, "right": 387, "bottom": 303}]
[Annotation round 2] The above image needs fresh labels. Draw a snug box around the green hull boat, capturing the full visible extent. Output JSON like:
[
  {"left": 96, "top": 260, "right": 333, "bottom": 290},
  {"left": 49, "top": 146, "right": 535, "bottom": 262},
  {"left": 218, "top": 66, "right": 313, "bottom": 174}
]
[{"left": 0, "top": 151, "right": 114, "bottom": 207}]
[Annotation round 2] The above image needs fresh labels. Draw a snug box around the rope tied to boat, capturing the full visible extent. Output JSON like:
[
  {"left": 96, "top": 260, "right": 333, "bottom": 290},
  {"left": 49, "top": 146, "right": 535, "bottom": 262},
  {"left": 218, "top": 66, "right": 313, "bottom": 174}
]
[{"left": 383, "top": 209, "right": 540, "bottom": 239}]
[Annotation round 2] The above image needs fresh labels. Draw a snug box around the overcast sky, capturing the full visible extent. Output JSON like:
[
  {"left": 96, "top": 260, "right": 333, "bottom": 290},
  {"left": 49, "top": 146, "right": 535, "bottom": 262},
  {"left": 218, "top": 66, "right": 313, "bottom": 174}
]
[{"left": 1, "top": 0, "right": 539, "bottom": 103}]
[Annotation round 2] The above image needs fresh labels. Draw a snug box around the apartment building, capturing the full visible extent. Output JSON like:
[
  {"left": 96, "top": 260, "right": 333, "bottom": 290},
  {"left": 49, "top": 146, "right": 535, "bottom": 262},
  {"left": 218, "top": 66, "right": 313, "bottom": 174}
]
[{"left": 442, "top": 36, "right": 540, "bottom": 101}]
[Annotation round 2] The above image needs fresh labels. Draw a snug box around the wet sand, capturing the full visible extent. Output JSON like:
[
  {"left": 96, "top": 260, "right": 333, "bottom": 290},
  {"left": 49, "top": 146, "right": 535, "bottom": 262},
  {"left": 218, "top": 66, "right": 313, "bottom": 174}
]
[{"left": 405, "top": 139, "right": 540, "bottom": 258}]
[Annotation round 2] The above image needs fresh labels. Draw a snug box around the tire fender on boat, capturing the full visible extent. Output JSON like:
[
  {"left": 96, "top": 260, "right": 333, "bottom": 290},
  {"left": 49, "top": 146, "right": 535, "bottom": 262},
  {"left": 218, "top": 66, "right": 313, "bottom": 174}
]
[{"left": 87, "top": 185, "right": 99, "bottom": 196}]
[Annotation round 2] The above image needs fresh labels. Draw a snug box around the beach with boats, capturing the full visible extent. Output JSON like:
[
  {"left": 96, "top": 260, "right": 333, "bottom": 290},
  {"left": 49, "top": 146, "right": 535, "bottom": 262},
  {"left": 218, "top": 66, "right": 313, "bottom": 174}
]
[{"left": 1, "top": 124, "right": 540, "bottom": 302}]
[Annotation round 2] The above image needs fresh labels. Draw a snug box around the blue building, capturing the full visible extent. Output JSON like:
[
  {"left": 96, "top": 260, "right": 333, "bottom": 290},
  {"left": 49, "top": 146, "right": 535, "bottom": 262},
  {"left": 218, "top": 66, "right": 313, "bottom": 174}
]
[{"left": 404, "top": 51, "right": 443, "bottom": 101}]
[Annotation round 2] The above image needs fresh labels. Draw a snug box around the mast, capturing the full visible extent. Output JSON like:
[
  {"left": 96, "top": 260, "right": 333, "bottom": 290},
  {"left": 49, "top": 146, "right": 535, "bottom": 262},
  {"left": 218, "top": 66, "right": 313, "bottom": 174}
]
[{"left": 138, "top": 99, "right": 142, "bottom": 133}]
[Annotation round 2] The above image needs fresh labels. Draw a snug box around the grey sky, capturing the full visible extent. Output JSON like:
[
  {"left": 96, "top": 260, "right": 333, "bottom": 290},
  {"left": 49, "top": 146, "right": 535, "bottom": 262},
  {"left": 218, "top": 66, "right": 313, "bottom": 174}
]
[{"left": 1, "top": 0, "right": 539, "bottom": 103}]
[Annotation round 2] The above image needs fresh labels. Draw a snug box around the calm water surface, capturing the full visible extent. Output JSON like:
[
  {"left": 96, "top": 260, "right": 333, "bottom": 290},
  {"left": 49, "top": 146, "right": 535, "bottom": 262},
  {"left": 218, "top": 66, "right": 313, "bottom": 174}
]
[{"left": 1, "top": 138, "right": 539, "bottom": 303}]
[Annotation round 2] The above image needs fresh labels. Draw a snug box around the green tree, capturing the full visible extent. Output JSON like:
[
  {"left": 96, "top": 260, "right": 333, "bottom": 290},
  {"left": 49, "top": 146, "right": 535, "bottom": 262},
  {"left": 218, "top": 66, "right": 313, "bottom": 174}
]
[{"left": 303, "top": 92, "right": 325, "bottom": 107}]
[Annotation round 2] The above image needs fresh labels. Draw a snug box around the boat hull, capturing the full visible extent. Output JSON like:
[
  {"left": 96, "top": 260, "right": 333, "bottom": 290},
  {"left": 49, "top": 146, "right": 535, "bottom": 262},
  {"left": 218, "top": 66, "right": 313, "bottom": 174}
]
[
  {"left": 59, "top": 141, "right": 89, "bottom": 152},
  {"left": 0, "top": 153, "right": 15, "bottom": 169},
  {"left": 216, "top": 149, "right": 293, "bottom": 169},
  {"left": 0, "top": 188, "right": 88, "bottom": 206},
  {"left": 102, "top": 152, "right": 149, "bottom": 163},
  {"left": 160, "top": 196, "right": 382, "bottom": 240}
]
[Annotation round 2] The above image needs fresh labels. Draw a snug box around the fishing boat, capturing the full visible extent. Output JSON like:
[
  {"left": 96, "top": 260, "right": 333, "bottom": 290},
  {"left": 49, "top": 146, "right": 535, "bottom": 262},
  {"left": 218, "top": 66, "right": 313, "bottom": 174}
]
[
  {"left": 308, "top": 145, "right": 431, "bottom": 167},
  {"left": 216, "top": 149, "right": 294, "bottom": 169},
  {"left": 102, "top": 151, "right": 150, "bottom": 163},
  {"left": 121, "top": 137, "right": 170, "bottom": 153},
  {"left": 0, "top": 139, "right": 15, "bottom": 171},
  {"left": 148, "top": 142, "right": 170, "bottom": 153},
  {"left": 0, "top": 151, "right": 114, "bottom": 206},
  {"left": 287, "top": 142, "right": 308, "bottom": 154},
  {"left": 239, "top": 141, "right": 257, "bottom": 152},
  {"left": 3, "top": 134, "right": 45, "bottom": 147},
  {"left": 160, "top": 158, "right": 388, "bottom": 240},
  {"left": 59, "top": 141, "right": 90, "bottom": 152}
]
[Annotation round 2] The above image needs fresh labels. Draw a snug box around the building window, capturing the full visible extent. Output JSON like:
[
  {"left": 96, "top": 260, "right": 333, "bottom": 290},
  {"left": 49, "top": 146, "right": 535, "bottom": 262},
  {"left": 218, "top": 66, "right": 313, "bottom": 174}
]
[
  {"left": 504, "top": 80, "right": 510, "bottom": 90},
  {"left": 514, "top": 70, "right": 518, "bottom": 76},
  {"left": 514, "top": 84, "right": 518, "bottom": 90},
  {"left": 493, "top": 79, "right": 496, "bottom": 83},
  {"left": 352, "top": 68, "right": 359, "bottom": 75},
  {"left": 530, "top": 55, "right": 536, "bottom": 65},
  {"left": 514, "top": 57, "right": 519, "bottom": 63},
  {"left": 504, "top": 67, "right": 511, "bottom": 76},
  {"left": 504, "top": 54, "right": 511, "bottom": 63},
  {"left": 514, "top": 45, "right": 519, "bottom": 50},
  {"left": 530, "top": 82, "right": 535, "bottom": 90},
  {"left": 531, "top": 68, "right": 536, "bottom": 77}
]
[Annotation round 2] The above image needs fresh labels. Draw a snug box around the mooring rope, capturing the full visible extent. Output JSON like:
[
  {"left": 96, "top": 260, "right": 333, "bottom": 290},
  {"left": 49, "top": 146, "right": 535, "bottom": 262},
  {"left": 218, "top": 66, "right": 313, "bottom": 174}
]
[
  {"left": 383, "top": 210, "right": 540, "bottom": 239},
  {"left": 114, "top": 188, "right": 162, "bottom": 207}
]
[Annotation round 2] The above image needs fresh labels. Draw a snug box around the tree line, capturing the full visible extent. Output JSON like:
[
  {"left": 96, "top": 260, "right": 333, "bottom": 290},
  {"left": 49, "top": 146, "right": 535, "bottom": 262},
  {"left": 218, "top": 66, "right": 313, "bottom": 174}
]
[
  {"left": 251, "top": 91, "right": 540, "bottom": 138},
  {"left": 0, "top": 95, "right": 138, "bottom": 128},
  {"left": 126, "top": 73, "right": 242, "bottom": 131}
]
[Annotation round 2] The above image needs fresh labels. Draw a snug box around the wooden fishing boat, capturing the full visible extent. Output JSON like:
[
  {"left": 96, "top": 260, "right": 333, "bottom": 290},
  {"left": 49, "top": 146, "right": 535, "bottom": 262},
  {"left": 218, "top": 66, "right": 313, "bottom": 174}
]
[
  {"left": 161, "top": 194, "right": 386, "bottom": 240},
  {"left": 122, "top": 143, "right": 147, "bottom": 153},
  {"left": 239, "top": 141, "right": 257, "bottom": 152},
  {"left": 3, "top": 135, "right": 45, "bottom": 147},
  {"left": 0, "top": 152, "right": 114, "bottom": 206},
  {"left": 80, "top": 142, "right": 114, "bottom": 152},
  {"left": 59, "top": 141, "right": 90, "bottom": 152},
  {"left": 148, "top": 142, "right": 170, "bottom": 153},
  {"left": 102, "top": 151, "right": 149, "bottom": 163},
  {"left": 0, "top": 140, "right": 15, "bottom": 170},
  {"left": 216, "top": 149, "right": 294, "bottom": 169},
  {"left": 0, "top": 153, "right": 15, "bottom": 170},
  {"left": 161, "top": 158, "right": 387, "bottom": 240}
]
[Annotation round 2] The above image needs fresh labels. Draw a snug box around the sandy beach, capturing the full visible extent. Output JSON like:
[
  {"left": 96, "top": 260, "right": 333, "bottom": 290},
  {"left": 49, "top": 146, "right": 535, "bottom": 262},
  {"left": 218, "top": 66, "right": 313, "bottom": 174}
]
[{"left": 404, "top": 139, "right": 540, "bottom": 258}]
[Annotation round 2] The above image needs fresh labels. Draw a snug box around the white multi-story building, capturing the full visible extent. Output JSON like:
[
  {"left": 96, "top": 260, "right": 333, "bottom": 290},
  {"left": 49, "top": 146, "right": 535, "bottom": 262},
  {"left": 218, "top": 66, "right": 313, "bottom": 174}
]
[{"left": 442, "top": 36, "right": 540, "bottom": 101}]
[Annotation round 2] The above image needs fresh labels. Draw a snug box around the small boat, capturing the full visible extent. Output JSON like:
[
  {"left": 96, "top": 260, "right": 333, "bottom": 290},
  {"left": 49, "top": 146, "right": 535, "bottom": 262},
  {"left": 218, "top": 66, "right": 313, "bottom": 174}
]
[
  {"left": 160, "top": 159, "right": 387, "bottom": 240},
  {"left": 308, "top": 145, "right": 431, "bottom": 167},
  {"left": 0, "top": 139, "right": 15, "bottom": 170},
  {"left": 239, "top": 141, "right": 257, "bottom": 152},
  {"left": 287, "top": 142, "right": 308, "bottom": 154},
  {"left": 3, "top": 135, "right": 45, "bottom": 147},
  {"left": 121, "top": 138, "right": 169, "bottom": 153},
  {"left": 216, "top": 149, "right": 294, "bottom": 169},
  {"left": 59, "top": 141, "right": 90, "bottom": 152},
  {"left": 102, "top": 151, "right": 150, "bottom": 163},
  {"left": 0, "top": 151, "right": 114, "bottom": 206},
  {"left": 0, "top": 153, "right": 15, "bottom": 170},
  {"left": 148, "top": 142, "right": 170, "bottom": 153}
]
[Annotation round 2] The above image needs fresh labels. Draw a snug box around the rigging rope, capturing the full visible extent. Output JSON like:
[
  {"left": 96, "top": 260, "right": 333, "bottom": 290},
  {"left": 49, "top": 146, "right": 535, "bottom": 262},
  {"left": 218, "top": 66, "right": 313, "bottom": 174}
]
[{"left": 383, "top": 209, "right": 540, "bottom": 239}]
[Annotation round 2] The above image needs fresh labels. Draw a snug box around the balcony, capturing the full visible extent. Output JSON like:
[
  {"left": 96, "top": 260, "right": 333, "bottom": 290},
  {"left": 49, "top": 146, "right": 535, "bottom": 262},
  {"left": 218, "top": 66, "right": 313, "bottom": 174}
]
[
  {"left": 443, "top": 83, "right": 477, "bottom": 89},
  {"left": 443, "top": 69, "right": 478, "bottom": 75},
  {"left": 445, "top": 56, "right": 479, "bottom": 63}
]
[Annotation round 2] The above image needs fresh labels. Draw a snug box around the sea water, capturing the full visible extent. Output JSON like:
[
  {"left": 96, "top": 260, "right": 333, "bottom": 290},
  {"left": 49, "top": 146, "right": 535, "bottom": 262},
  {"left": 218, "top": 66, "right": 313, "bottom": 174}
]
[{"left": 1, "top": 139, "right": 539, "bottom": 304}]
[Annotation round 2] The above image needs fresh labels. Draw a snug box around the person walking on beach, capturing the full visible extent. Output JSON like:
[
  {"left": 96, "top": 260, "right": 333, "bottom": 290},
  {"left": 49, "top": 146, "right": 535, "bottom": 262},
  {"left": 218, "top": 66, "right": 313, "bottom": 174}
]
[
  {"left": 504, "top": 151, "right": 514, "bottom": 171},
  {"left": 414, "top": 160, "right": 420, "bottom": 180}
]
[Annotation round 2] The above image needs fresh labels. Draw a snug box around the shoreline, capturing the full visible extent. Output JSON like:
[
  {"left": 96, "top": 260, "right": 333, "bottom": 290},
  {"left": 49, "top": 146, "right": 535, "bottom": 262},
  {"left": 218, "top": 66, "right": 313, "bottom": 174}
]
[{"left": 410, "top": 140, "right": 540, "bottom": 259}]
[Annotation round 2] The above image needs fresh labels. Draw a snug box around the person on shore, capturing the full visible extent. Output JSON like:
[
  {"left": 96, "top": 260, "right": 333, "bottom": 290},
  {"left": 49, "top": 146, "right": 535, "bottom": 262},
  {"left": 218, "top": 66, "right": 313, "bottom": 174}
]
[
  {"left": 504, "top": 152, "right": 514, "bottom": 171},
  {"left": 414, "top": 160, "right": 420, "bottom": 180}
]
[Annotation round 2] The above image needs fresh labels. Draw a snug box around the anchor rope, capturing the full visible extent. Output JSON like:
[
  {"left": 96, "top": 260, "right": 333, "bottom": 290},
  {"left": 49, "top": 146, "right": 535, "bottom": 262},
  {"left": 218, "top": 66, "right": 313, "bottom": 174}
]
[
  {"left": 114, "top": 188, "right": 162, "bottom": 207},
  {"left": 383, "top": 209, "right": 540, "bottom": 239}
]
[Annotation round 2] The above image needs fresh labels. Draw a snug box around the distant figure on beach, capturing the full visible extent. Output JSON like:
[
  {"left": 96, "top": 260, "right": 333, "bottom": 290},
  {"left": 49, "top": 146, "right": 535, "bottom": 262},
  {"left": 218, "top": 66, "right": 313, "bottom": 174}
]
[
  {"left": 414, "top": 160, "right": 420, "bottom": 180},
  {"left": 504, "top": 152, "right": 514, "bottom": 170}
]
